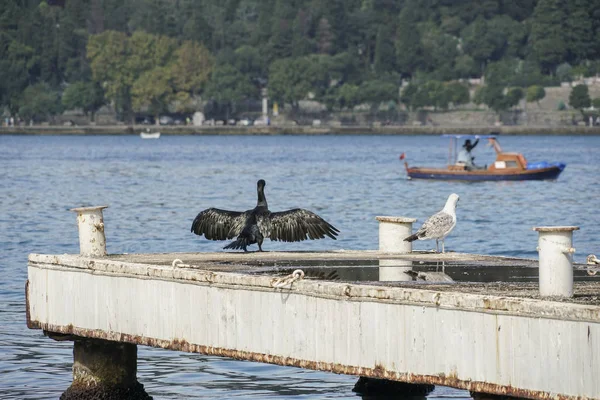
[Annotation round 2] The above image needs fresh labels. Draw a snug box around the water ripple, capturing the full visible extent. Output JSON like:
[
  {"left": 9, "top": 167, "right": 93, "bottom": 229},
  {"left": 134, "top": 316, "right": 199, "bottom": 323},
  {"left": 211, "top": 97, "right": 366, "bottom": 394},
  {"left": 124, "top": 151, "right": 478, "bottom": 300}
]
[{"left": 1, "top": 134, "right": 598, "bottom": 399}]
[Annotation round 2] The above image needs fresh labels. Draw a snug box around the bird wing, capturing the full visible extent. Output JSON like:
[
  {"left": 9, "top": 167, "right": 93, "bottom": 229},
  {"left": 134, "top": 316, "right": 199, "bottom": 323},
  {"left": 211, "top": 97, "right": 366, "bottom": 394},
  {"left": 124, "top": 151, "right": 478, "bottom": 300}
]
[
  {"left": 268, "top": 209, "right": 339, "bottom": 242},
  {"left": 191, "top": 208, "right": 249, "bottom": 240},
  {"left": 416, "top": 211, "right": 454, "bottom": 239}
]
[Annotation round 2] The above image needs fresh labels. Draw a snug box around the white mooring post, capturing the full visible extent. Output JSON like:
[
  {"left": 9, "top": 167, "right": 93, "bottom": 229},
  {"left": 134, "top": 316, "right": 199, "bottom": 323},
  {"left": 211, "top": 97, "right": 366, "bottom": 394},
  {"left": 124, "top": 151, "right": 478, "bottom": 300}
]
[
  {"left": 533, "top": 226, "right": 579, "bottom": 297},
  {"left": 379, "top": 259, "right": 414, "bottom": 281},
  {"left": 376, "top": 216, "right": 417, "bottom": 253},
  {"left": 70, "top": 206, "right": 108, "bottom": 257}
]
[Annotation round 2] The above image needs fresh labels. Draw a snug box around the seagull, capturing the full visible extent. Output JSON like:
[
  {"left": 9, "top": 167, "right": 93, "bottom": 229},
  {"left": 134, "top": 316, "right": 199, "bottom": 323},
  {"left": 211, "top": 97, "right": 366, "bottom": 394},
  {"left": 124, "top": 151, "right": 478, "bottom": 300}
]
[
  {"left": 191, "top": 179, "right": 339, "bottom": 252},
  {"left": 403, "top": 193, "right": 459, "bottom": 253}
]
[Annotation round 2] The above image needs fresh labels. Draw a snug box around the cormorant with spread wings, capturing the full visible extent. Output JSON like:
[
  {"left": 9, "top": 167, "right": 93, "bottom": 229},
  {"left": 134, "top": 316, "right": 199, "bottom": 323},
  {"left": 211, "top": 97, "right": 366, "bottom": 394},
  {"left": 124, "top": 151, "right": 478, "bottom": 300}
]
[{"left": 191, "top": 179, "right": 339, "bottom": 251}]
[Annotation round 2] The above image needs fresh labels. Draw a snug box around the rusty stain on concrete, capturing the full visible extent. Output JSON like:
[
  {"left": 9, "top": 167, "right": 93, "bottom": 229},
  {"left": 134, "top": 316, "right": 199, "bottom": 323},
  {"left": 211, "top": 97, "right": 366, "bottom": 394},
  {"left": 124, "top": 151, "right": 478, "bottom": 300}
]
[{"left": 29, "top": 322, "right": 593, "bottom": 400}]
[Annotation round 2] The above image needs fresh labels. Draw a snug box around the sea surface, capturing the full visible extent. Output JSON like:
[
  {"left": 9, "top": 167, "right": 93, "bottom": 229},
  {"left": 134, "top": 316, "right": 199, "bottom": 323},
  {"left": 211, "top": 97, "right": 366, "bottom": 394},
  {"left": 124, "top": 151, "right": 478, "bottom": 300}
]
[{"left": 1, "top": 134, "right": 599, "bottom": 399}]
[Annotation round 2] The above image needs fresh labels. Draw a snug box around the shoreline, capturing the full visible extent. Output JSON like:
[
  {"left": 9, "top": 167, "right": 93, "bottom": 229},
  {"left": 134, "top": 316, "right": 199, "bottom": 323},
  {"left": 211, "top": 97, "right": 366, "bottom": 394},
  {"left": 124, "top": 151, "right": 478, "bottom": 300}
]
[{"left": 2, "top": 125, "right": 600, "bottom": 135}]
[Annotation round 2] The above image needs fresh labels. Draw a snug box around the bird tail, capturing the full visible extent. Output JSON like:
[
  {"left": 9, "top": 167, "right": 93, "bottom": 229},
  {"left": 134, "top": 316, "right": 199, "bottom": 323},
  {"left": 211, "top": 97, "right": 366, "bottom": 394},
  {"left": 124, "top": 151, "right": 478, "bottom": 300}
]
[
  {"left": 224, "top": 238, "right": 249, "bottom": 251},
  {"left": 404, "top": 233, "right": 419, "bottom": 242}
]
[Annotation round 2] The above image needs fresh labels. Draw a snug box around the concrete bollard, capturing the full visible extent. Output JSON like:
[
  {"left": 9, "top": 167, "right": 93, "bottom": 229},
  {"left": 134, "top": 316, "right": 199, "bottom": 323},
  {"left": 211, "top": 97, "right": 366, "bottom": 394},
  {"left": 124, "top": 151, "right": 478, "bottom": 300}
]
[
  {"left": 376, "top": 216, "right": 417, "bottom": 253},
  {"left": 379, "top": 259, "right": 414, "bottom": 281},
  {"left": 70, "top": 206, "right": 108, "bottom": 257},
  {"left": 533, "top": 226, "right": 579, "bottom": 297}
]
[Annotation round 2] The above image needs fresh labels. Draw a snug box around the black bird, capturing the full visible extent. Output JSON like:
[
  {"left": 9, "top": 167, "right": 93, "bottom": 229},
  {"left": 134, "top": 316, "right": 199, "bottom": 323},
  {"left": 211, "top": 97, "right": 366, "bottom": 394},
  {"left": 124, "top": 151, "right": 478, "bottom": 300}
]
[{"left": 191, "top": 179, "right": 339, "bottom": 251}]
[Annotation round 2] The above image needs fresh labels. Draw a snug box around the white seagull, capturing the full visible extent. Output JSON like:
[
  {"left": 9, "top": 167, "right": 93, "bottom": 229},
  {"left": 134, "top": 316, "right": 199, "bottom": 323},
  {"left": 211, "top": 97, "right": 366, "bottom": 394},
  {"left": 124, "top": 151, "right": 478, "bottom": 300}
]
[{"left": 404, "top": 193, "right": 459, "bottom": 253}]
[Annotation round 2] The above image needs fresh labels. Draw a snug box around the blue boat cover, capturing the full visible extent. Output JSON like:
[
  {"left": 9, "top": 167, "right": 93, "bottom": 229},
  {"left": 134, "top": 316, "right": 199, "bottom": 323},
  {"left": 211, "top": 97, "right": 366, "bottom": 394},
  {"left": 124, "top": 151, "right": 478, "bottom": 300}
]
[{"left": 526, "top": 161, "right": 566, "bottom": 171}]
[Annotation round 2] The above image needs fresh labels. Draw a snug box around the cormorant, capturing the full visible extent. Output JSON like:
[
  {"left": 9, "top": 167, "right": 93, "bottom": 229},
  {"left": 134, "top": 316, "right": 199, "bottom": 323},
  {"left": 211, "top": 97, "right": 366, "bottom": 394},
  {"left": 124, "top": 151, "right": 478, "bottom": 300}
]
[
  {"left": 191, "top": 179, "right": 339, "bottom": 251},
  {"left": 404, "top": 193, "right": 459, "bottom": 253}
]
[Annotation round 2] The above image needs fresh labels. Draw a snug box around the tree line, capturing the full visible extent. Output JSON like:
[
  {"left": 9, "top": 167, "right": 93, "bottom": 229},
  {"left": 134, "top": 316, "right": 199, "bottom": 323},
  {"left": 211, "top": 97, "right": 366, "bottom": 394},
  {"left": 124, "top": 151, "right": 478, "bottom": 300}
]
[{"left": 2, "top": 0, "right": 600, "bottom": 123}]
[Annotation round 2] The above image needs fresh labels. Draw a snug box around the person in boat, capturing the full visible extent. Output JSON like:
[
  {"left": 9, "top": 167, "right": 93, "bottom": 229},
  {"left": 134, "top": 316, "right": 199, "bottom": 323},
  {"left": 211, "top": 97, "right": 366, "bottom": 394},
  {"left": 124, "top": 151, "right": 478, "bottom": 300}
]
[{"left": 456, "top": 138, "right": 483, "bottom": 170}]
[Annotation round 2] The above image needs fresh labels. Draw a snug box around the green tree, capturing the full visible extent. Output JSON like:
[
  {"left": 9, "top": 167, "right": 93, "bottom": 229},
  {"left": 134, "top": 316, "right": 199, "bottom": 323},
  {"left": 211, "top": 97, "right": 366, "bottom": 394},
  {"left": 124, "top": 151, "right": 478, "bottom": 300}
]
[
  {"left": 233, "top": 45, "right": 266, "bottom": 85},
  {"left": 88, "top": 30, "right": 185, "bottom": 121},
  {"left": 400, "top": 82, "right": 419, "bottom": 110},
  {"left": 569, "top": 84, "right": 591, "bottom": 113},
  {"left": 291, "top": 9, "right": 314, "bottom": 57},
  {"left": 526, "top": 85, "right": 546, "bottom": 105},
  {"left": 62, "top": 81, "right": 105, "bottom": 121},
  {"left": 420, "top": 24, "right": 459, "bottom": 75},
  {"left": 129, "top": 0, "right": 183, "bottom": 37},
  {"left": 461, "top": 16, "right": 512, "bottom": 69},
  {"left": 315, "top": 17, "right": 334, "bottom": 55},
  {"left": 127, "top": 31, "right": 178, "bottom": 77},
  {"left": 454, "top": 55, "right": 479, "bottom": 78},
  {"left": 564, "top": 0, "right": 596, "bottom": 63},
  {"left": 424, "top": 81, "right": 451, "bottom": 110},
  {"left": 17, "top": 83, "right": 63, "bottom": 122},
  {"left": 0, "top": 40, "right": 38, "bottom": 112},
  {"left": 58, "top": 0, "right": 93, "bottom": 83},
  {"left": 473, "top": 84, "right": 511, "bottom": 114},
  {"left": 556, "top": 63, "right": 573, "bottom": 83},
  {"left": 529, "top": 0, "right": 567, "bottom": 73},
  {"left": 268, "top": 57, "right": 312, "bottom": 109},
  {"left": 505, "top": 87, "right": 524, "bottom": 109},
  {"left": 131, "top": 66, "right": 175, "bottom": 123},
  {"left": 405, "top": 80, "right": 464, "bottom": 111},
  {"left": 182, "top": 4, "right": 214, "bottom": 46},
  {"left": 312, "top": 0, "right": 351, "bottom": 54},
  {"left": 205, "top": 64, "right": 258, "bottom": 119},
  {"left": 374, "top": 24, "right": 395, "bottom": 74},
  {"left": 171, "top": 41, "right": 214, "bottom": 95},
  {"left": 346, "top": 7, "right": 378, "bottom": 73},
  {"left": 87, "top": 30, "right": 132, "bottom": 120},
  {"left": 445, "top": 82, "right": 470, "bottom": 107},
  {"left": 269, "top": 0, "right": 294, "bottom": 59},
  {"left": 395, "top": 2, "right": 422, "bottom": 77},
  {"left": 336, "top": 83, "right": 360, "bottom": 110},
  {"left": 358, "top": 80, "right": 398, "bottom": 112}
]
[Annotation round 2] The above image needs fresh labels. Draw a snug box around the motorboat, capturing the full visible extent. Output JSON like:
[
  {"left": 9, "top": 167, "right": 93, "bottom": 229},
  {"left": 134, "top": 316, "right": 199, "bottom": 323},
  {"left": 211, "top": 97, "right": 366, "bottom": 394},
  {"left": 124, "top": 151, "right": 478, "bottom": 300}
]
[
  {"left": 140, "top": 130, "right": 161, "bottom": 139},
  {"left": 403, "top": 135, "right": 565, "bottom": 181}
]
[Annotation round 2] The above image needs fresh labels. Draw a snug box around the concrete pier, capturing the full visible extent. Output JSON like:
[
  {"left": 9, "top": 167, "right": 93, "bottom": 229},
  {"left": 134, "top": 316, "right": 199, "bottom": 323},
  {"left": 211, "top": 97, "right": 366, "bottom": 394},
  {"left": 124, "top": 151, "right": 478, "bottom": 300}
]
[
  {"left": 27, "top": 250, "right": 600, "bottom": 400},
  {"left": 25, "top": 209, "right": 598, "bottom": 399}
]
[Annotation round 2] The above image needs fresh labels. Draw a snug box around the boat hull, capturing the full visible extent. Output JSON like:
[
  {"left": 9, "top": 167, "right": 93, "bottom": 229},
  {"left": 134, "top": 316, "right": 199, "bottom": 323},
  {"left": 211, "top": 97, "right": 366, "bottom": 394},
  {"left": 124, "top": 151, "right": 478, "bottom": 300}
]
[{"left": 406, "top": 166, "right": 563, "bottom": 181}]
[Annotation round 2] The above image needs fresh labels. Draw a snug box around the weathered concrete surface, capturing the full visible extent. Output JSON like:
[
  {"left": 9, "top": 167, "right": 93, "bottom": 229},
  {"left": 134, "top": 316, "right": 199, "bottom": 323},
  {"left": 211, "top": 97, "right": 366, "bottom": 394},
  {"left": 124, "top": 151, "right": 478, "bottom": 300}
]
[{"left": 27, "top": 251, "right": 600, "bottom": 399}]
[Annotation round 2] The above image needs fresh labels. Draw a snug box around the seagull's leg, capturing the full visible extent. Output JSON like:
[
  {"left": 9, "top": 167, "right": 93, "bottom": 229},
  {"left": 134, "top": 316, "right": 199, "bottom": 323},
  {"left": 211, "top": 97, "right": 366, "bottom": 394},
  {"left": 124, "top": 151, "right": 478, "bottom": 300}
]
[
  {"left": 435, "top": 239, "right": 439, "bottom": 253},
  {"left": 258, "top": 243, "right": 263, "bottom": 252},
  {"left": 442, "top": 239, "right": 445, "bottom": 254}
]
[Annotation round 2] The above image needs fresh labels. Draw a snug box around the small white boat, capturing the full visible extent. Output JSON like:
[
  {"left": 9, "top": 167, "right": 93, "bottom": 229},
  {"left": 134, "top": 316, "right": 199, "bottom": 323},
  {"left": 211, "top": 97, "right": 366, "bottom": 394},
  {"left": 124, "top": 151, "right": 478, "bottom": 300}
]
[{"left": 140, "top": 131, "right": 161, "bottom": 139}]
